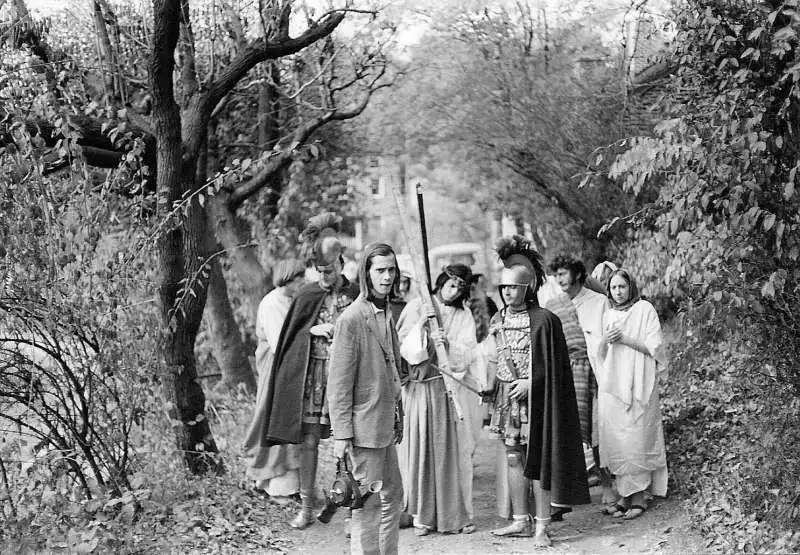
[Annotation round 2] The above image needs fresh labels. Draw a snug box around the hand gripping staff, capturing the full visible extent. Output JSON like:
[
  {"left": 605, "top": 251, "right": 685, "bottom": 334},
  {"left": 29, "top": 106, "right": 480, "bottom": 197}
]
[{"left": 392, "top": 184, "right": 481, "bottom": 421}]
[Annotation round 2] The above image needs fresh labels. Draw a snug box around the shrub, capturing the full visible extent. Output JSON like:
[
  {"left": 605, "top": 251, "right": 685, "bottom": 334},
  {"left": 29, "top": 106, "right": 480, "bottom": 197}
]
[{"left": 663, "top": 325, "right": 800, "bottom": 553}]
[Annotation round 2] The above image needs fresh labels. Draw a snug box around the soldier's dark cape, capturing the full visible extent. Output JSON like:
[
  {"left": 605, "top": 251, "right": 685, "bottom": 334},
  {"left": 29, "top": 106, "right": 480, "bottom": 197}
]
[
  {"left": 524, "top": 303, "right": 591, "bottom": 506},
  {"left": 260, "top": 277, "right": 358, "bottom": 446}
]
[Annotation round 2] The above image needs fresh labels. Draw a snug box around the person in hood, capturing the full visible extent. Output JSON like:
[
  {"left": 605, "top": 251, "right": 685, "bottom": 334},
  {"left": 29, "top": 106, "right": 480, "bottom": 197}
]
[
  {"left": 257, "top": 214, "right": 358, "bottom": 530},
  {"left": 591, "top": 260, "right": 618, "bottom": 291},
  {"left": 597, "top": 269, "right": 667, "bottom": 520},
  {"left": 327, "top": 242, "right": 406, "bottom": 554}
]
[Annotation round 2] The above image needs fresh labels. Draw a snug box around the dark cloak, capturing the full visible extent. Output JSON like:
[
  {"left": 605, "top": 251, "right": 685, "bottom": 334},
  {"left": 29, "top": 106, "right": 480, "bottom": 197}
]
[
  {"left": 260, "top": 277, "right": 358, "bottom": 446},
  {"left": 524, "top": 303, "right": 591, "bottom": 506}
]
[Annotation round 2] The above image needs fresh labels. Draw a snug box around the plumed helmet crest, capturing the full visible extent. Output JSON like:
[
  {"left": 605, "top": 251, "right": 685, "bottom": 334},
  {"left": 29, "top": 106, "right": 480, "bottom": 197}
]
[
  {"left": 495, "top": 234, "right": 545, "bottom": 291},
  {"left": 299, "top": 212, "right": 343, "bottom": 265}
]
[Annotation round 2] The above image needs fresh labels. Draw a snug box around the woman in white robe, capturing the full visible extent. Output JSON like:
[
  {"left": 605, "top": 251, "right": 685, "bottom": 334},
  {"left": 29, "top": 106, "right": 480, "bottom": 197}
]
[
  {"left": 243, "top": 260, "right": 305, "bottom": 499},
  {"left": 597, "top": 269, "right": 667, "bottom": 520}
]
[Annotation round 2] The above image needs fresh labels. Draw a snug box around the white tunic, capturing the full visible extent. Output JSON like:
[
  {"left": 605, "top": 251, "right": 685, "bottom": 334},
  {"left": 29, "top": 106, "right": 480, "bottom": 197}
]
[
  {"left": 397, "top": 297, "right": 479, "bottom": 527},
  {"left": 245, "top": 287, "right": 299, "bottom": 495},
  {"left": 254, "top": 288, "right": 292, "bottom": 378},
  {"left": 597, "top": 299, "right": 668, "bottom": 498},
  {"left": 571, "top": 286, "right": 610, "bottom": 373}
]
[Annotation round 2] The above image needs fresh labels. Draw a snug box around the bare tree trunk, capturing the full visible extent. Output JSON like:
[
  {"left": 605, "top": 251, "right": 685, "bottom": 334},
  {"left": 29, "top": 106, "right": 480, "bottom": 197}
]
[
  {"left": 201, "top": 115, "right": 257, "bottom": 393},
  {"left": 258, "top": 61, "right": 281, "bottom": 150},
  {"left": 204, "top": 254, "right": 257, "bottom": 392},
  {"left": 97, "top": 0, "right": 127, "bottom": 104},
  {"left": 151, "top": 0, "right": 218, "bottom": 473},
  {"left": 93, "top": 0, "right": 117, "bottom": 102},
  {"left": 155, "top": 176, "right": 220, "bottom": 473},
  {"left": 149, "top": 0, "right": 346, "bottom": 466},
  {"left": 208, "top": 196, "right": 272, "bottom": 324}
]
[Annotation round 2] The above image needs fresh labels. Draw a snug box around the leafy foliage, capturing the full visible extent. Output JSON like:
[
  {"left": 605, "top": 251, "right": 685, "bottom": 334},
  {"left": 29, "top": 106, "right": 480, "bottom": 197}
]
[
  {"left": 663, "top": 328, "right": 800, "bottom": 553},
  {"left": 0, "top": 386, "right": 297, "bottom": 553},
  {"left": 599, "top": 0, "right": 800, "bottom": 549},
  {"left": 0, "top": 28, "right": 163, "bottom": 537},
  {"left": 602, "top": 0, "right": 800, "bottom": 386},
  {"left": 362, "top": 1, "right": 638, "bottom": 259},
  {"left": 0, "top": 158, "right": 159, "bottom": 544}
]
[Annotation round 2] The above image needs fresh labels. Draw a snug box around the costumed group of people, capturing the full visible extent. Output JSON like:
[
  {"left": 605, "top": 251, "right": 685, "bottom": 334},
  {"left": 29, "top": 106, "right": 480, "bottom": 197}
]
[{"left": 242, "top": 212, "right": 668, "bottom": 554}]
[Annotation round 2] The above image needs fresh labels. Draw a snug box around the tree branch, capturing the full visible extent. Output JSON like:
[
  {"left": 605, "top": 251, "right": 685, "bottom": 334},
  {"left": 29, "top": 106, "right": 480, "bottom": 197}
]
[
  {"left": 0, "top": 113, "right": 152, "bottom": 154},
  {"left": 93, "top": 0, "right": 117, "bottom": 102},
  {"left": 500, "top": 152, "right": 591, "bottom": 229},
  {"left": 277, "top": 1, "right": 291, "bottom": 40},
  {"left": 227, "top": 120, "right": 324, "bottom": 209},
  {"left": 185, "top": 11, "right": 345, "bottom": 157},
  {"left": 178, "top": 0, "right": 200, "bottom": 104},
  {"left": 228, "top": 69, "right": 394, "bottom": 209},
  {"left": 316, "top": 8, "right": 378, "bottom": 19}
]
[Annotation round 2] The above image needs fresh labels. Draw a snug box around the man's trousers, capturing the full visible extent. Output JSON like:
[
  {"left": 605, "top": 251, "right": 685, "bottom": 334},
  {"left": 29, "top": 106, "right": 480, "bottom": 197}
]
[{"left": 349, "top": 444, "right": 403, "bottom": 555}]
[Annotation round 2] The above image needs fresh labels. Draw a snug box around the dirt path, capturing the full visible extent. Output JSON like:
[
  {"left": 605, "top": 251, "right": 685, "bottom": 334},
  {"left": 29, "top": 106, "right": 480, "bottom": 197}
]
[{"left": 278, "top": 431, "right": 704, "bottom": 554}]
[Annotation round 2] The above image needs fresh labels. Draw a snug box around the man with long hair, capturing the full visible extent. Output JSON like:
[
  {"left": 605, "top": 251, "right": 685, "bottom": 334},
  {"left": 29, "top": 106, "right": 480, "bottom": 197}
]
[{"left": 328, "top": 242, "right": 407, "bottom": 554}]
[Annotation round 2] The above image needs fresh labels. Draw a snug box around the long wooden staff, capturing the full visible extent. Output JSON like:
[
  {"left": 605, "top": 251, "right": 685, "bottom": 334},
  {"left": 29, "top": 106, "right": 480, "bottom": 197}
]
[
  {"left": 409, "top": 185, "right": 482, "bottom": 395},
  {"left": 416, "top": 184, "right": 433, "bottom": 291},
  {"left": 392, "top": 186, "right": 480, "bottom": 419}
]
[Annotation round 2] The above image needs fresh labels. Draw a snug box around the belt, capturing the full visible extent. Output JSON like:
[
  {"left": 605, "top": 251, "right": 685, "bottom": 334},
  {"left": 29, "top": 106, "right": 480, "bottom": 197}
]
[{"left": 409, "top": 375, "right": 443, "bottom": 383}]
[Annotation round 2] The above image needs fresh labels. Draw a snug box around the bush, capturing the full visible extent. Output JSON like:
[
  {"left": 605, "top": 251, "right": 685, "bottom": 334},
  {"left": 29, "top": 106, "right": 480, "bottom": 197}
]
[
  {"left": 599, "top": 4, "right": 800, "bottom": 546},
  {"left": 0, "top": 87, "right": 162, "bottom": 544},
  {"left": 663, "top": 323, "right": 800, "bottom": 553},
  {"left": 601, "top": 0, "right": 800, "bottom": 391}
]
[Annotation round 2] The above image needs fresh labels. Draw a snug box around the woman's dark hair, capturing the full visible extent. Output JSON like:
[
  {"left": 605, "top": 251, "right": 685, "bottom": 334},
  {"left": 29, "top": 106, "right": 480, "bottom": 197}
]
[
  {"left": 390, "top": 274, "right": 411, "bottom": 302},
  {"left": 605, "top": 268, "right": 641, "bottom": 309},
  {"left": 433, "top": 264, "right": 472, "bottom": 309},
  {"left": 548, "top": 254, "right": 587, "bottom": 284}
]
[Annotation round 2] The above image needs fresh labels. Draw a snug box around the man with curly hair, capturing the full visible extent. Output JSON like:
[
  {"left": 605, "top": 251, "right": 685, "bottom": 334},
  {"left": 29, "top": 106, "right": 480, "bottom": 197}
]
[
  {"left": 550, "top": 254, "right": 610, "bottom": 494},
  {"left": 548, "top": 256, "right": 595, "bottom": 444}
]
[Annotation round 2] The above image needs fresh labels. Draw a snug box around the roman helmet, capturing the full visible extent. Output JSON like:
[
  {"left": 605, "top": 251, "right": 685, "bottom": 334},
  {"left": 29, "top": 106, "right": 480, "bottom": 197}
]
[
  {"left": 299, "top": 212, "right": 344, "bottom": 268},
  {"left": 499, "top": 264, "right": 534, "bottom": 287},
  {"left": 495, "top": 234, "right": 545, "bottom": 293}
]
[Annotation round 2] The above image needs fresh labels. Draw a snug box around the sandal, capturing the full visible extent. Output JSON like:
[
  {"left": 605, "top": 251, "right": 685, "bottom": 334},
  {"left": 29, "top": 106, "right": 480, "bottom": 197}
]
[
  {"left": 622, "top": 505, "right": 646, "bottom": 520},
  {"left": 460, "top": 523, "right": 476, "bottom": 534},
  {"left": 601, "top": 486, "right": 617, "bottom": 505},
  {"left": 532, "top": 531, "right": 552, "bottom": 548},
  {"left": 601, "top": 503, "right": 627, "bottom": 516}
]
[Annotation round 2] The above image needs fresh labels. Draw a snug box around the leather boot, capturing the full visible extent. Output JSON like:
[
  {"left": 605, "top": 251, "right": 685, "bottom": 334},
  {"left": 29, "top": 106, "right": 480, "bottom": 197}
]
[{"left": 289, "top": 493, "right": 315, "bottom": 529}]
